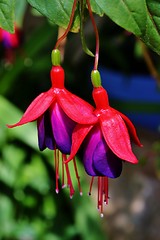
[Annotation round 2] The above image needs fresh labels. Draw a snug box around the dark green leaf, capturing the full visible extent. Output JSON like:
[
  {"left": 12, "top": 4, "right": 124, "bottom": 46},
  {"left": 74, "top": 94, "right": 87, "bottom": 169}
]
[
  {"left": 145, "top": 0, "right": 160, "bottom": 54},
  {"left": 27, "top": 0, "right": 80, "bottom": 32},
  {"left": 0, "top": 0, "right": 15, "bottom": 32},
  {"left": 0, "top": 95, "right": 38, "bottom": 150},
  {"left": 94, "top": 0, "right": 160, "bottom": 55},
  {"left": 15, "top": 0, "right": 27, "bottom": 28},
  {"left": 90, "top": 0, "right": 104, "bottom": 16},
  {"left": 80, "top": 0, "right": 94, "bottom": 57}
]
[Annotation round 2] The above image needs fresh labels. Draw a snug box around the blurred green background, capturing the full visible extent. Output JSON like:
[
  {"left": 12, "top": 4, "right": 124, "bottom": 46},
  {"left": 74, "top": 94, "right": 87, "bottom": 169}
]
[{"left": 0, "top": 3, "right": 160, "bottom": 240}]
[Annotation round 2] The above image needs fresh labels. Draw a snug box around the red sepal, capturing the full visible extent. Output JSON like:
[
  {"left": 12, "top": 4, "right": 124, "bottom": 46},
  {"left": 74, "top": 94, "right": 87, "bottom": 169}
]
[
  {"left": 99, "top": 110, "right": 138, "bottom": 164},
  {"left": 7, "top": 89, "right": 55, "bottom": 128},
  {"left": 65, "top": 124, "right": 94, "bottom": 163},
  {"left": 116, "top": 109, "right": 143, "bottom": 147},
  {"left": 58, "top": 89, "right": 97, "bottom": 124}
]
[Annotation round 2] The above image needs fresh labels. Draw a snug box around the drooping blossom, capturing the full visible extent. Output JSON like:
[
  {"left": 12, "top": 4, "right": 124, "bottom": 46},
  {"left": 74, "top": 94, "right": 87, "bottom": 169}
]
[
  {"left": 0, "top": 25, "right": 20, "bottom": 62},
  {"left": 0, "top": 27, "right": 19, "bottom": 48},
  {"left": 66, "top": 70, "right": 142, "bottom": 215},
  {"left": 7, "top": 50, "right": 97, "bottom": 197}
]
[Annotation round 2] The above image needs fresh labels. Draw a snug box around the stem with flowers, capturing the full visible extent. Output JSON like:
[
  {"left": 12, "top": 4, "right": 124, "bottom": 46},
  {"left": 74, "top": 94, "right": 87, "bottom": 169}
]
[
  {"left": 65, "top": 0, "right": 142, "bottom": 217},
  {"left": 54, "top": 0, "right": 77, "bottom": 50},
  {"left": 86, "top": 0, "right": 99, "bottom": 71},
  {"left": 86, "top": 0, "right": 109, "bottom": 216},
  {"left": 7, "top": 0, "right": 142, "bottom": 218}
]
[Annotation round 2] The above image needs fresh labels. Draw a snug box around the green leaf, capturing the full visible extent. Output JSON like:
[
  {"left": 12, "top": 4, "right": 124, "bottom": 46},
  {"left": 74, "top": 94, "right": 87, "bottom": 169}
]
[
  {"left": 80, "top": 0, "right": 94, "bottom": 57},
  {"left": 145, "top": 0, "right": 160, "bottom": 54},
  {"left": 0, "top": 95, "right": 38, "bottom": 150},
  {"left": 90, "top": 0, "right": 103, "bottom": 16},
  {"left": 0, "top": 23, "right": 57, "bottom": 95},
  {"left": 26, "top": 0, "right": 160, "bottom": 55},
  {"left": 27, "top": 0, "right": 80, "bottom": 32},
  {"left": 94, "top": 0, "right": 160, "bottom": 55},
  {"left": 15, "top": 0, "right": 27, "bottom": 28},
  {"left": 0, "top": 0, "right": 15, "bottom": 32}
]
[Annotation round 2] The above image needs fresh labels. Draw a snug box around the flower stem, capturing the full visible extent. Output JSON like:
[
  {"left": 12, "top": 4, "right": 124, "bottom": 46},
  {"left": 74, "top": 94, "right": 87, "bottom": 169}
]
[
  {"left": 54, "top": 0, "right": 77, "bottom": 49},
  {"left": 86, "top": 0, "right": 99, "bottom": 70},
  {"left": 73, "top": 157, "right": 83, "bottom": 195},
  {"left": 80, "top": 0, "right": 94, "bottom": 57}
]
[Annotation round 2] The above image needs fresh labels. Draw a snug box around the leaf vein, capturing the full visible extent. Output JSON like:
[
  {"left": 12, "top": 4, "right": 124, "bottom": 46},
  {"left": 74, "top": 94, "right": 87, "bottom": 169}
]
[
  {"left": 59, "top": 0, "right": 70, "bottom": 20},
  {"left": 120, "top": 0, "right": 143, "bottom": 35},
  {"left": 0, "top": 2, "right": 11, "bottom": 29},
  {"left": 146, "top": 4, "right": 160, "bottom": 34}
]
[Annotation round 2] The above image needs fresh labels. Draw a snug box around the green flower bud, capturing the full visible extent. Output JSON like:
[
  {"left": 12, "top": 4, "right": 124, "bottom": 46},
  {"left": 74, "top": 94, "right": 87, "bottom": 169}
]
[
  {"left": 91, "top": 70, "right": 102, "bottom": 87},
  {"left": 51, "top": 49, "right": 61, "bottom": 66}
]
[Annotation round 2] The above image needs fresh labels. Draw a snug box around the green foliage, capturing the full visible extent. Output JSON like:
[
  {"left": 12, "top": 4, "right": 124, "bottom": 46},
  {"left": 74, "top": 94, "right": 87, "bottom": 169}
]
[
  {"left": 27, "top": 0, "right": 80, "bottom": 32},
  {"left": 1, "top": 0, "right": 160, "bottom": 55},
  {"left": 15, "top": 0, "right": 27, "bottom": 28},
  {"left": 0, "top": 0, "right": 15, "bottom": 32},
  {"left": 94, "top": 0, "right": 160, "bottom": 55},
  {"left": 0, "top": 22, "right": 56, "bottom": 95},
  {"left": 26, "top": 0, "right": 160, "bottom": 55}
]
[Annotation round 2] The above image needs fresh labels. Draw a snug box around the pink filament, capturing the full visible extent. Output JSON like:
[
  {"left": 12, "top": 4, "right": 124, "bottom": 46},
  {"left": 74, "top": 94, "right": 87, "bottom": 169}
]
[
  {"left": 54, "top": 149, "right": 59, "bottom": 194},
  {"left": 64, "top": 160, "right": 75, "bottom": 198},
  {"left": 73, "top": 157, "right": 82, "bottom": 195},
  {"left": 89, "top": 176, "right": 109, "bottom": 217},
  {"left": 53, "top": 149, "right": 82, "bottom": 198},
  {"left": 88, "top": 176, "right": 94, "bottom": 195}
]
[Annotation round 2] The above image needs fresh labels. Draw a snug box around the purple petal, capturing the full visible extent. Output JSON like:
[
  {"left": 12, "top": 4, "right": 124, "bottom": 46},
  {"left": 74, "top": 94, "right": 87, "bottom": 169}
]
[
  {"left": 2, "top": 31, "right": 12, "bottom": 48},
  {"left": 83, "top": 125, "right": 122, "bottom": 178},
  {"left": 37, "top": 111, "right": 55, "bottom": 151},
  {"left": 83, "top": 126, "right": 100, "bottom": 176},
  {"left": 50, "top": 102, "right": 76, "bottom": 154},
  {"left": 92, "top": 139, "right": 122, "bottom": 178}
]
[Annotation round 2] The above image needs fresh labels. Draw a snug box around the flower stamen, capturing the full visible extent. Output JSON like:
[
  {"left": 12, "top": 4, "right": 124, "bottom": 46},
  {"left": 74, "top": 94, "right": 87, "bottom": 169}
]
[
  {"left": 103, "top": 177, "right": 109, "bottom": 205},
  {"left": 54, "top": 149, "right": 59, "bottom": 194},
  {"left": 98, "top": 176, "right": 109, "bottom": 217},
  {"left": 89, "top": 176, "right": 109, "bottom": 217},
  {"left": 54, "top": 153, "right": 82, "bottom": 198},
  {"left": 73, "top": 157, "right": 83, "bottom": 196},
  {"left": 61, "top": 155, "right": 66, "bottom": 189},
  {"left": 64, "top": 160, "right": 75, "bottom": 199},
  {"left": 88, "top": 176, "right": 94, "bottom": 196}
]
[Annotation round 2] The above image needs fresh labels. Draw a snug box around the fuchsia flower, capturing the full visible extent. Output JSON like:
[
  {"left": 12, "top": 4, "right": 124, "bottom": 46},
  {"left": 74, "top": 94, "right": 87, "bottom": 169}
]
[
  {"left": 66, "top": 70, "right": 142, "bottom": 215},
  {"left": 0, "top": 26, "right": 19, "bottom": 49},
  {"left": 7, "top": 51, "right": 97, "bottom": 197},
  {"left": 7, "top": 65, "right": 97, "bottom": 144},
  {"left": 6, "top": 0, "right": 142, "bottom": 216},
  {"left": 0, "top": 25, "right": 20, "bottom": 62}
]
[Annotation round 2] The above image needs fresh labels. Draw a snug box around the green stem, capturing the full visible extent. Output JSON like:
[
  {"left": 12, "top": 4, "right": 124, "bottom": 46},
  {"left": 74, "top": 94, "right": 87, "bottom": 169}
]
[
  {"left": 80, "top": 0, "right": 94, "bottom": 57},
  {"left": 86, "top": 0, "right": 99, "bottom": 70},
  {"left": 54, "top": 0, "right": 77, "bottom": 49}
]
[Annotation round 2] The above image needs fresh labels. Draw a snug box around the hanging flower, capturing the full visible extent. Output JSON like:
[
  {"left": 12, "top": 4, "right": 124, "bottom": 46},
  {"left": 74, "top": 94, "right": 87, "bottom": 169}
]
[
  {"left": 0, "top": 26, "right": 19, "bottom": 48},
  {"left": 0, "top": 25, "right": 20, "bottom": 63},
  {"left": 66, "top": 70, "right": 142, "bottom": 215},
  {"left": 7, "top": 49, "right": 97, "bottom": 197}
]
